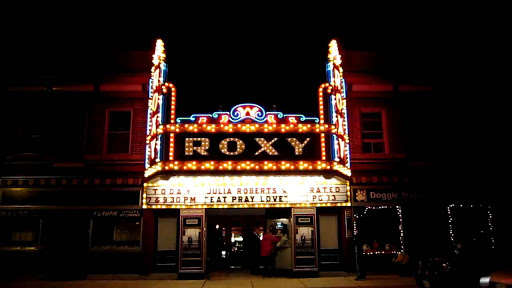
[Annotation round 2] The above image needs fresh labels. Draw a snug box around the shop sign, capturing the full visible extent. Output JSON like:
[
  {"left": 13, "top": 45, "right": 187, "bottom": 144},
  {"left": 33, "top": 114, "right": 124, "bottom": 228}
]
[
  {"left": 92, "top": 209, "right": 141, "bottom": 217},
  {"left": 353, "top": 188, "right": 414, "bottom": 203},
  {"left": 0, "top": 210, "right": 39, "bottom": 217},
  {"left": 146, "top": 184, "right": 347, "bottom": 206}
]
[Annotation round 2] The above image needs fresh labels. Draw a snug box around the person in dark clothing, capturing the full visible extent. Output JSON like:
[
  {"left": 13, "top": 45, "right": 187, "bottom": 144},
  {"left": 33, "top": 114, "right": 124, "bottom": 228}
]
[
  {"left": 354, "top": 230, "right": 367, "bottom": 280},
  {"left": 300, "top": 233, "right": 306, "bottom": 247},
  {"left": 187, "top": 235, "right": 193, "bottom": 249},
  {"left": 245, "top": 225, "right": 261, "bottom": 274}
]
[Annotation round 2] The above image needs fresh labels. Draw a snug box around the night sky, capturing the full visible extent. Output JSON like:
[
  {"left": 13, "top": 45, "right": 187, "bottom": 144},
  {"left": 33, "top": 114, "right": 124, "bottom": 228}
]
[{"left": 7, "top": 7, "right": 454, "bottom": 118}]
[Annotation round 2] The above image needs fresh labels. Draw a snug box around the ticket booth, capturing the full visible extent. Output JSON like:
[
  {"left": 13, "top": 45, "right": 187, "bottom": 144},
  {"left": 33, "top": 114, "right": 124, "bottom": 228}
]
[
  {"left": 292, "top": 207, "right": 318, "bottom": 276},
  {"left": 179, "top": 209, "right": 206, "bottom": 278}
]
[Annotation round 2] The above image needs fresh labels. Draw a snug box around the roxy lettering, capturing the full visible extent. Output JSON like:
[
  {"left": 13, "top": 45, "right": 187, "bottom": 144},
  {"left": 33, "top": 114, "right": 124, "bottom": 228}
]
[{"left": 185, "top": 137, "right": 310, "bottom": 156}]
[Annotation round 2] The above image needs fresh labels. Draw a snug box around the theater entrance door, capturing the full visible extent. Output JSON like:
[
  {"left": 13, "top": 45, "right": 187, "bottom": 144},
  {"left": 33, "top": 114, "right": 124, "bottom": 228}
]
[{"left": 206, "top": 209, "right": 265, "bottom": 273}]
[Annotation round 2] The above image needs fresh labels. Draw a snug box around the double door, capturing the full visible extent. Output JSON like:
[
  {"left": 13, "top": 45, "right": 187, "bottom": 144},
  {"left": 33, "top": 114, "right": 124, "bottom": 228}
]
[{"left": 206, "top": 213, "right": 265, "bottom": 271}]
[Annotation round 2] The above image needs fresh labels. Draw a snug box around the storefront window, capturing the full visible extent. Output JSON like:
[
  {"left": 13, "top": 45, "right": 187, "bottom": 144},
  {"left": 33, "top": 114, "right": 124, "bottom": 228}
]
[
  {"left": 0, "top": 216, "right": 41, "bottom": 249},
  {"left": 91, "top": 218, "right": 141, "bottom": 250},
  {"left": 447, "top": 204, "right": 494, "bottom": 252},
  {"left": 355, "top": 206, "right": 403, "bottom": 255}
]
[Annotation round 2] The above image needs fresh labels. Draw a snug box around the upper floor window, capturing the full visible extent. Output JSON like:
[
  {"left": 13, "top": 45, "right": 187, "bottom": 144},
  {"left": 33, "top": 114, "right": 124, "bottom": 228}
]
[
  {"left": 361, "top": 111, "right": 385, "bottom": 154},
  {"left": 106, "top": 110, "right": 132, "bottom": 154}
]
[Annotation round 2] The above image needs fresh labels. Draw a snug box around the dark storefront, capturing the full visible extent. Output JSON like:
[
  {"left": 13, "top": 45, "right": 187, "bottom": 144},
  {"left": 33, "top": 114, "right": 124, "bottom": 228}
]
[
  {"left": 350, "top": 180, "right": 414, "bottom": 274},
  {"left": 0, "top": 177, "right": 142, "bottom": 279}
]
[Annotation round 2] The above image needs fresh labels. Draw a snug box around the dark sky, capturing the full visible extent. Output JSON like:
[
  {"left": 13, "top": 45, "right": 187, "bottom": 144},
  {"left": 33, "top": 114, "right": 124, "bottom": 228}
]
[
  {"left": 6, "top": 5, "right": 488, "bottom": 96},
  {"left": 7, "top": 8, "right": 456, "bottom": 117}
]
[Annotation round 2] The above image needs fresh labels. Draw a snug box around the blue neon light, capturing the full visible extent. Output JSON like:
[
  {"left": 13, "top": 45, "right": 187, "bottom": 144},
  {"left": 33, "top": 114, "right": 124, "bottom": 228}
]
[
  {"left": 176, "top": 114, "right": 213, "bottom": 123},
  {"left": 176, "top": 103, "right": 319, "bottom": 124}
]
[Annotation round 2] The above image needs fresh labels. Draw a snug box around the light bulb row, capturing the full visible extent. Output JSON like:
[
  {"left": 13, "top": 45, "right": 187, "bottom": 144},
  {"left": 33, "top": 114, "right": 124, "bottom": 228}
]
[
  {"left": 144, "top": 160, "right": 349, "bottom": 177},
  {"left": 142, "top": 202, "right": 350, "bottom": 209},
  {"left": 155, "top": 123, "right": 333, "bottom": 134}
]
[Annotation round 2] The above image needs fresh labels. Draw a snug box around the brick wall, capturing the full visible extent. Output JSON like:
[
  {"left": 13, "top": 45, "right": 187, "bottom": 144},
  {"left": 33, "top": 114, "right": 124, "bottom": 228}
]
[{"left": 132, "top": 106, "right": 147, "bottom": 156}]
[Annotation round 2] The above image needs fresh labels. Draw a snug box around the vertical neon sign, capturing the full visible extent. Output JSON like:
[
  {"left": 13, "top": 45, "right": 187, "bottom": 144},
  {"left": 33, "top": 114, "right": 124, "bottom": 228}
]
[
  {"left": 145, "top": 39, "right": 168, "bottom": 169},
  {"left": 326, "top": 39, "right": 350, "bottom": 167}
]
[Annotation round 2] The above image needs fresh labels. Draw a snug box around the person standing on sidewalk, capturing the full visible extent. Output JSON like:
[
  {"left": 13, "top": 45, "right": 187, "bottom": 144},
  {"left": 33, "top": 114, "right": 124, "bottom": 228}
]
[
  {"left": 260, "top": 225, "right": 280, "bottom": 278},
  {"left": 354, "top": 229, "right": 367, "bottom": 281},
  {"left": 245, "top": 225, "right": 261, "bottom": 275}
]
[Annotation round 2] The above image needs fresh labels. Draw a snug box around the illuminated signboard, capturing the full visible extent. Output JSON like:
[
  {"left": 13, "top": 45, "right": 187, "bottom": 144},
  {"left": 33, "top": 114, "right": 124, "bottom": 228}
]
[
  {"left": 326, "top": 39, "right": 350, "bottom": 167},
  {"left": 145, "top": 39, "right": 175, "bottom": 169},
  {"left": 173, "top": 133, "right": 320, "bottom": 161},
  {"left": 143, "top": 39, "right": 351, "bottom": 208},
  {"left": 144, "top": 175, "right": 349, "bottom": 208}
]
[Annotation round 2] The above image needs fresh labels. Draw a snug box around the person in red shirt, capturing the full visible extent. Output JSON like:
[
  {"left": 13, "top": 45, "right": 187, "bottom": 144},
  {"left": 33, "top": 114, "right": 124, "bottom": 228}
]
[{"left": 260, "top": 225, "right": 280, "bottom": 278}]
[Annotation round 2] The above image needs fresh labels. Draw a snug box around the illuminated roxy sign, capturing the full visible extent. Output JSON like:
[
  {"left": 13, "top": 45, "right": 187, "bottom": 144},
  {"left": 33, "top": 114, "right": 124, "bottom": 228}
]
[
  {"left": 326, "top": 39, "right": 350, "bottom": 166},
  {"left": 146, "top": 39, "right": 169, "bottom": 169},
  {"left": 173, "top": 134, "right": 320, "bottom": 161},
  {"left": 144, "top": 38, "right": 350, "bottom": 180}
]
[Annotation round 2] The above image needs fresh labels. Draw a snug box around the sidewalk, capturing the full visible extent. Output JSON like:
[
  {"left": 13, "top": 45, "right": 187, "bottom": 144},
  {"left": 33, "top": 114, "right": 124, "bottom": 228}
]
[{"left": 1, "top": 272, "right": 418, "bottom": 288}]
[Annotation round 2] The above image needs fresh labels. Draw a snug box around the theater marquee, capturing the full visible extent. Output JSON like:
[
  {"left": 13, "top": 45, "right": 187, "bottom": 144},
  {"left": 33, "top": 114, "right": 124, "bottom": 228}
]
[
  {"left": 144, "top": 175, "right": 349, "bottom": 208},
  {"left": 143, "top": 38, "right": 351, "bottom": 209}
]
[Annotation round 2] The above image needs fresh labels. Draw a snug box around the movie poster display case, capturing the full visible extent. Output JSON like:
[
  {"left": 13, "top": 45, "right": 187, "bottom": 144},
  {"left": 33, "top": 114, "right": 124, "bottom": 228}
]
[
  {"left": 292, "top": 207, "right": 318, "bottom": 272},
  {"left": 179, "top": 209, "right": 205, "bottom": 278}
]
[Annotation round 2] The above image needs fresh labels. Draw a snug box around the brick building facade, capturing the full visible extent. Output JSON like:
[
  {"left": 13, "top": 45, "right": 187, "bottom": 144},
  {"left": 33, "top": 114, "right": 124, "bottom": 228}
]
[{"left": 2, "top": 40, "right": 504, "bottom": 280}]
